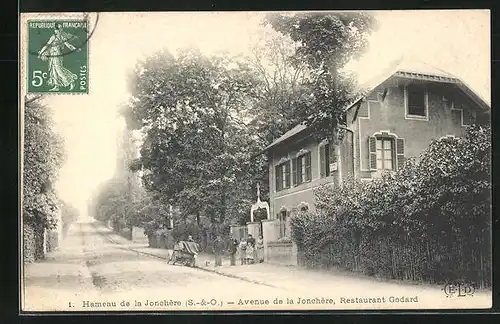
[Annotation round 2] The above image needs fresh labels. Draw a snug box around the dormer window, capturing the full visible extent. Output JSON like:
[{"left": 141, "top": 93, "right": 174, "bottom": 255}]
[{"left": 405, "top": 84, "right": 428, "bottom": 119}]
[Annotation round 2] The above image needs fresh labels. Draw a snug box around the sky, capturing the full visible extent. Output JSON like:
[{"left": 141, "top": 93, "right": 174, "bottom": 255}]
[{"left": 40, "top": 10, "right": 490, "bottom": 214}]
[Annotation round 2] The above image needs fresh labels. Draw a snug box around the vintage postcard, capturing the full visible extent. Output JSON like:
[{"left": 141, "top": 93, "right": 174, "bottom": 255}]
[{"left": 19, "top": 10, "right": 492, "bottom": 312}]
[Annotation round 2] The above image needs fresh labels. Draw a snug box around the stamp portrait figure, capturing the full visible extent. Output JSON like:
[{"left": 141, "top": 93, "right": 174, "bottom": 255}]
[{"left": 37, "top": 24, "right": 80, "bottom": 91}]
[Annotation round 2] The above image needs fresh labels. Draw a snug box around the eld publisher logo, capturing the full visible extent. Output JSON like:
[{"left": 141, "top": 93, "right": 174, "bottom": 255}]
[{"left": 442, "top": 283, "right": 476, "bottom": 298}]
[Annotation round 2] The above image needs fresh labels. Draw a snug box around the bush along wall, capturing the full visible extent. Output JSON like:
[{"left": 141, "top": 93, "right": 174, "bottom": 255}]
[
  {"left": 23, "top": 224, "right": 36, "bottom": 264},
  {"left": 45, "top": 229, "right": 59, "bottom": 253},
  {"left": 291, "top": 125, "right": 491, "bottom": 288}
]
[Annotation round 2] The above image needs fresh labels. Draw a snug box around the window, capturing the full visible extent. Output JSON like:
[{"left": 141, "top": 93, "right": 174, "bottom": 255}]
[
  {"left": 320, "top": 142, "right": 336, "bottom": 178},
  {"left": 376, "top": 138, "right": 394, "bottom": 171},
  {"left": 275, "top": 161, "right": 290, "bottom": 191},
  {"left": 369, "top": 135, "right": 406, "bottom": 171},
  {"left": 462, "top": 107, "right": 476, "bottom": 126},
  {"left": 406, "top": 84, "right": 427, "bottom": 117},
  {"left": 294, "top": 152, "right": 311, "bottom": 185}
]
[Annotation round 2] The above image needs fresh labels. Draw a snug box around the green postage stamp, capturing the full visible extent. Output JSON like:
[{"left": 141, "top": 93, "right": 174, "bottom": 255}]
[{"left": 27, "top": 20, "right": 89, "bottom": 94}]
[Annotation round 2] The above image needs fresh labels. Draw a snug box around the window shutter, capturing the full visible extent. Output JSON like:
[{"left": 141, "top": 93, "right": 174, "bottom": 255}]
[
  {"left": 306, "top": 153, "right": 312, "bottom": 181},
  {"left": 451, "top": 109, "right": 462, "bottom": 125},
  {"left": 296, "top": 157, "right": 302, "bottom": 185},
  {"left": 462, "top": 109, "right": 476, "bottom": 126},
  {"left": 396, "top": 138, "right": 405, "bottom": 170},
  {"left": 368, "top": 136, "right": 377, "bottom": 171},
  {"left": 292, "top": 158, "right": 297, "bottom": 186},
  {"left": 275, "top": 165, "right": 282, "bottom": 191},
  {"left": 319, "top": 145, "right": 326, "bottom": 178},
  {"left": 285, "top": 161, "right": 291, "bottom": 188}
]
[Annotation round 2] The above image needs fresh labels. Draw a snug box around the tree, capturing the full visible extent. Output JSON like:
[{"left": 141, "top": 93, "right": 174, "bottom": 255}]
[
  {"left": 23, "top": 97, "right": 65, "bottom": 230},
  {"left": 265, "top": 12, "right": 377, "bottom": 140},
  {"left": 246, "top": 28, "right": 310, "bottom": 145},
  {"left": 60, "top": 200, "right": 80, "bottom": 235},
  {"left": 124, "top": 48, "right": 263, "bottom": 235}
]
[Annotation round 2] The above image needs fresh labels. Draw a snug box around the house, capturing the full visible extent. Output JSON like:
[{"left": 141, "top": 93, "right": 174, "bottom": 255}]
[{"left": 260, "top": 58, "right": 490, "bottom": 265}]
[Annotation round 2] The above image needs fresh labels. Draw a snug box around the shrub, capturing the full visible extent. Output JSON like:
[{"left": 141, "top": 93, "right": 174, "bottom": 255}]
[{"left": 291, "top": 125, "right": 491, "bottom": 287}]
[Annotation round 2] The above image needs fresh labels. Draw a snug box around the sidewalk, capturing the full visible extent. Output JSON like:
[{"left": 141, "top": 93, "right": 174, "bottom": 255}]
[{"left": 102, "top": 225, "right": 493, "bottom": 309}]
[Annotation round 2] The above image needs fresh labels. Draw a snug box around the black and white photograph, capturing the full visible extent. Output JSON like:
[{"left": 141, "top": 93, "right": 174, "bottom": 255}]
[{"left": 20, "top": 10, "right": 491, "bottom": 311}]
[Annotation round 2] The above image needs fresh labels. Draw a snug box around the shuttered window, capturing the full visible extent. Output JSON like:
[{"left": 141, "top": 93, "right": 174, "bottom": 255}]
[
  {"left": 451, "top": 109, "right": 462, "bottom": 125},
  {"left": 284, "top": 161, "right": 291, "bottom": 188},
  {"left": 296, "top": 152, "right": 312, "bottom": 184},
  {"left": 368, "top": 136, "right": 377, "bottom": 171},
  {"left": 396, "top": 138, "right": 405, "bottom": 170},
  {"left": 275, "top": 165, "right": 282, "bottom": 191},
  {"left": 368, "top": 136, "right": 405, "bottom": 171},
  {"left": 305, "top": 153, "right": 312, "bottom": 181},
  {"left": 376, "top": 138, "right": 394, "bottom": 171},
  {"left": 292, "top": 158, "right": 297, "bottom": 186},
  {"left": 320, "top": 145, "right": 326, "bottom": 177},
  {"left": 275, "top": 161, "right": 291, "bottom": 192},
  {"left": 462, "top": 108, "right": 476, "bottom": 126},
  {"left": 320, "top": 143, "right": 335, "bottom": 178}
]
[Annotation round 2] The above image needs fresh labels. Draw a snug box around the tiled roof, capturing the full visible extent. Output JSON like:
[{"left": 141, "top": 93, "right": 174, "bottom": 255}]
[
  {"left": 265, "top": 123, "right": 307, "bottom": 150},
  {"left": 264, "top": 58, "right": 489, "bottom": 151},
  {"left": 358, "top": 57, "right": 459, "bottom": 92}
]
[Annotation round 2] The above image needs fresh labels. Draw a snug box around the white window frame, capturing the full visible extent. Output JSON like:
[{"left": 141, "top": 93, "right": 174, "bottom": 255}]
[
  {"left": 450, "top": 101, "right": 476, "bottom": 127},
  {"left": 404, "top": 84, "right": 429, "bottom": 121},
  {"left": 295, "top": 151, "right": 312, "bottom": 185},
  {"left": 374, "top": 137, "right": 396, "bottom": 172}
]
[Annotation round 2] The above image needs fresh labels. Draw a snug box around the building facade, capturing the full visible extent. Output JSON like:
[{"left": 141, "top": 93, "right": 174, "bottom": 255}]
[{"left": 261, "top": 60, "right": 490, "bottom": 264}]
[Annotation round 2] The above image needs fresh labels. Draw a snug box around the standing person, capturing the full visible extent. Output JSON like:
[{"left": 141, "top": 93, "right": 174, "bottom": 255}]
[
  {"left": 229, "top": 237, "right": 239, "bottom": 266},
  {"left": 247, "top": 234, "right": 256, "bottom": 247},
  {"left": 246, "top": 234, "right": 256, "bottom": 264},
  {"left": 256, "top": 235, "right": 264, "bottom": 263},
  {"left": 213, "top": 235, "right": 224, "bottom": 267},
  {"left": 246, "top": 238, "right": 255, "bottom": 264},
  {"left": 239, "top": 238, "right": 247, "bottom": 265}
]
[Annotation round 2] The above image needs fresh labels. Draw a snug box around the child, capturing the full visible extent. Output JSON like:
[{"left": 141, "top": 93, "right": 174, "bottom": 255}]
[{"left": 239, "top": 239, "right": 247, "bottom": 265}]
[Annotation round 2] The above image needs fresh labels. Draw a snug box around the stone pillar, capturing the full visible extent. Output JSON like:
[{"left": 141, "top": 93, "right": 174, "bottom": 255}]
[
  {"left": 42, "top": 228, "right": 47, "bottom": 255},
  {"left": 291, "top": 241, "right": 298, "bottom": 266},
  {"left": 261, "top": 219, "right": 279, "bottom": 262}
]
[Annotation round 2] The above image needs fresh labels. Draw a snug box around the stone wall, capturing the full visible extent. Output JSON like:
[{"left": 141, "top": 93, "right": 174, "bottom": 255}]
[
  {"left": 266, "top": 241, "right": 298, "bottom": 266},
  {"left": 147, "top": 229, "right": 175, "bottom": 249},
  {"left": 132, "top": 226, "right": 149, "bottom": 244}
]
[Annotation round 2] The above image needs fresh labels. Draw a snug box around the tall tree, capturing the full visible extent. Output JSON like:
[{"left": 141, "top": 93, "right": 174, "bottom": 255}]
[
  {"left": 265, "top": 12, "right": 377, "bottom": 140},
  {"left": 125, "top": 48, "right": 263, "bottom": 232},
  {"left": 23, "top": 98, "right": 65, "bottom": 229},
  {"left": 247, "top": 28, "right": 309, "bottom": 145}
]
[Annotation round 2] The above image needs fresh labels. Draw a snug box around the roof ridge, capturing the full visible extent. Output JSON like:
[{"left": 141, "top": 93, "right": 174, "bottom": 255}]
[{"left": 395, "top": 56, "right": 458, "bottom": 78}]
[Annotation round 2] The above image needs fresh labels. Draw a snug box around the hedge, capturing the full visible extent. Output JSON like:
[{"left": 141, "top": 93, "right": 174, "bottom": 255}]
[{"left": 291, "top": 125, "right": 491, "bottom": 287}]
